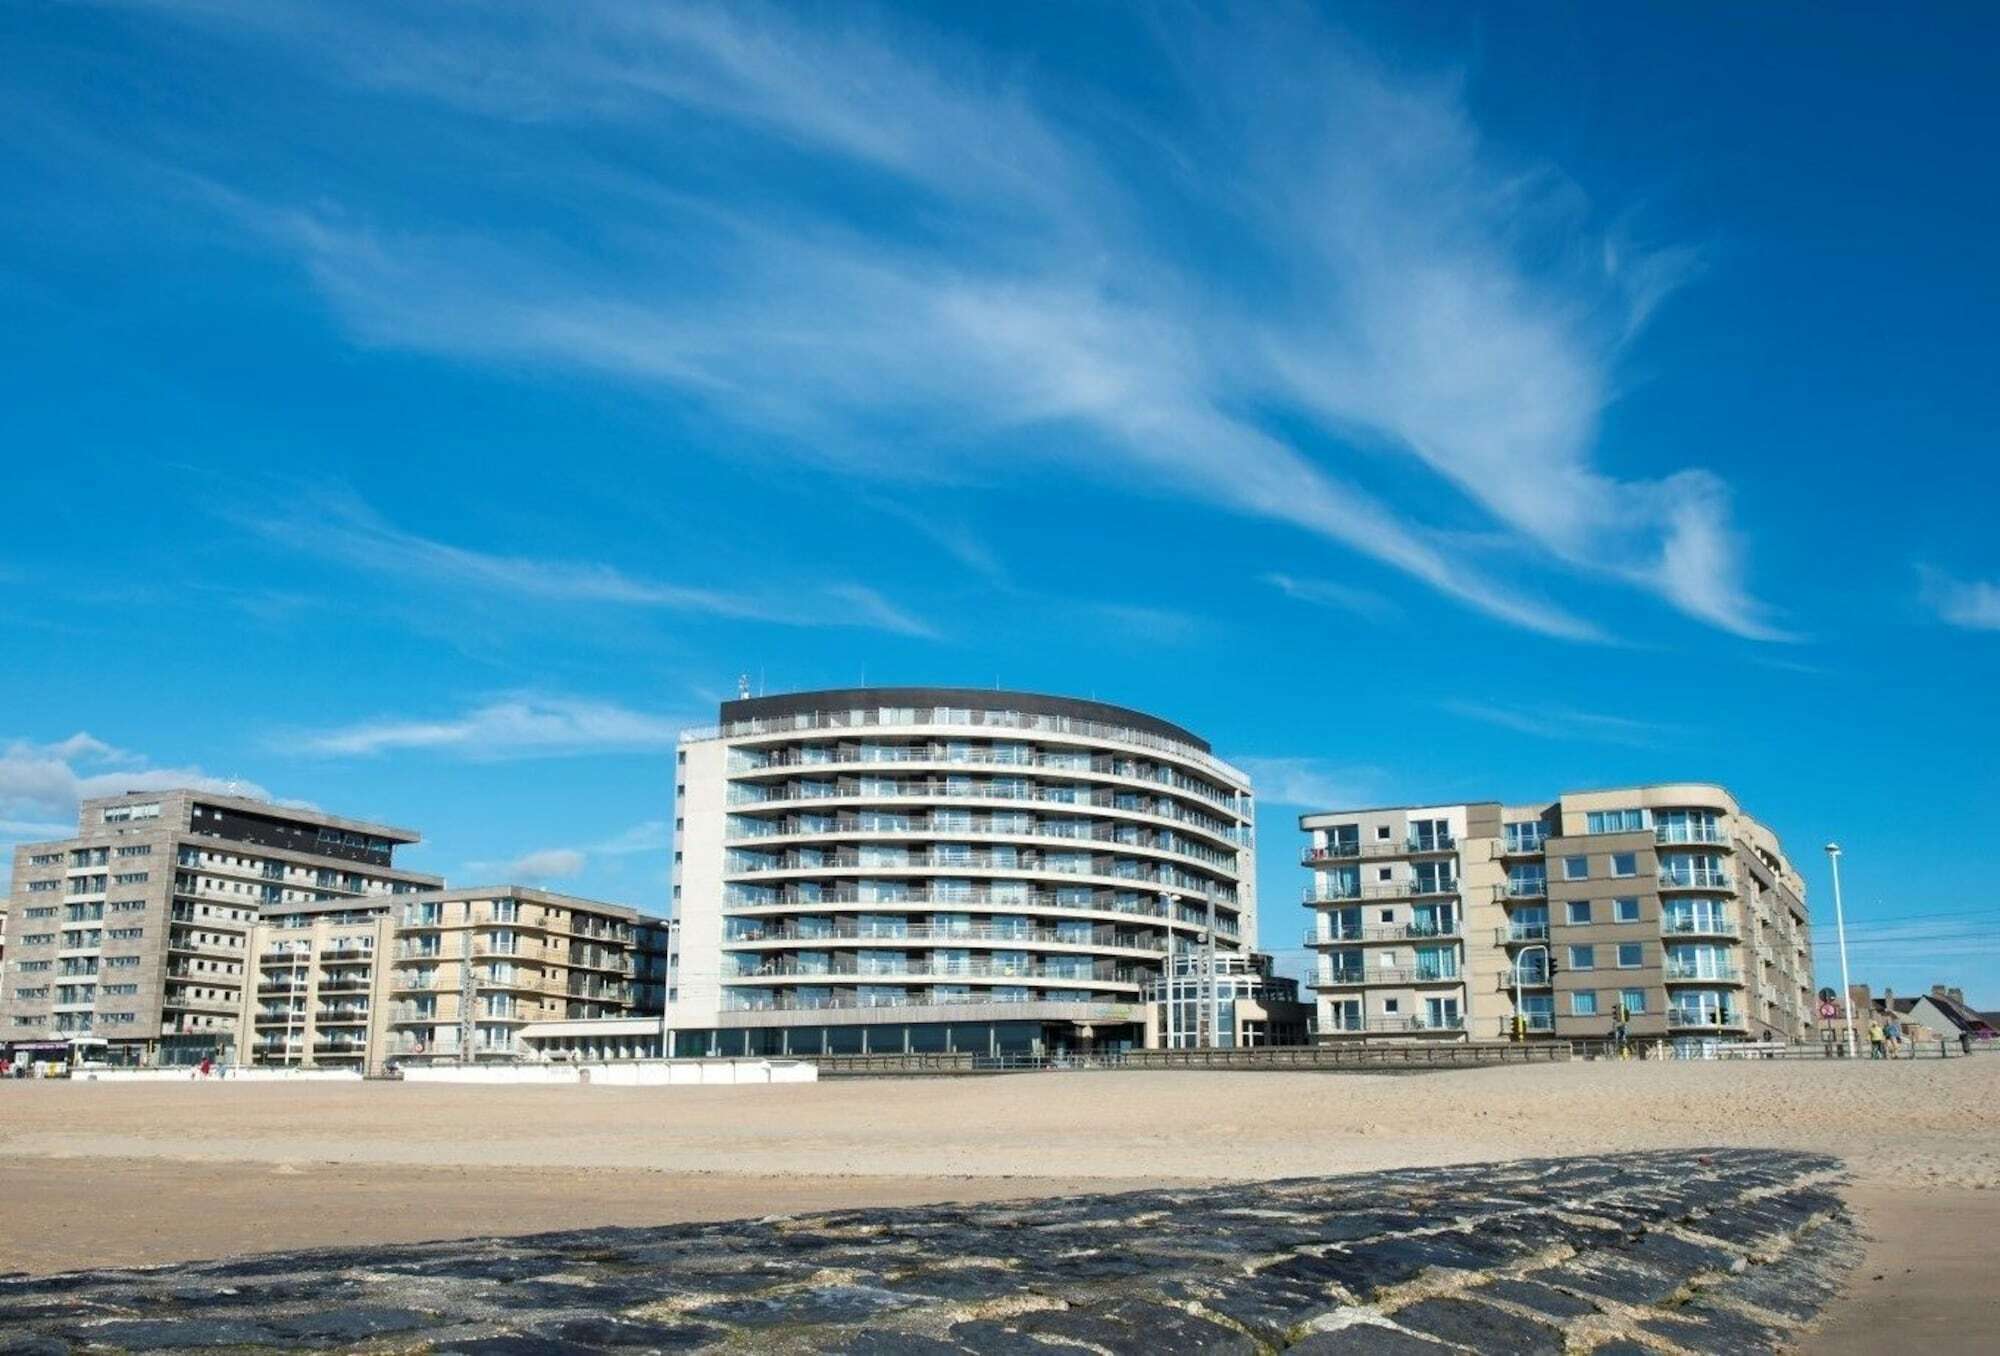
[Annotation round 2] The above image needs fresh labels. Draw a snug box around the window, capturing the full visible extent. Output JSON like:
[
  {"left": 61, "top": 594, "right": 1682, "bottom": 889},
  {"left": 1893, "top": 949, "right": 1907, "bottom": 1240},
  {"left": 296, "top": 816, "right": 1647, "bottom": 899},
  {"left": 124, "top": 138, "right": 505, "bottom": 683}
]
[
  {"left": 1562, "top": 856, "right": 1589, "bottom": 880},
  {"left": 1566, "top": 901, "right": 1592, "bottom": 926},
  {"left": 1504, "top": 821, "right": 1546, "bottom": 853},
  {"left": 1377, "top": 867, "right": 1392, "bottom": 881},
  {"left": 1617, "top": 943, "right": 1643, "bottom": 968},
  {"left": 1382, "top": 997, "right": 1400, "bottom": 1013},
  {"left": 1585, "top": 808, "right": 1647, "bottom": 834},
  {"left": 1620, "top": 988, "right": 1647, "bottom": 1016},
  {"left": 113, "top": 872, "right": 149, "bottom": 885},
  {"left": 1568, "top": 945, "right": 1596, "bottom": 970},
  {"left": 1614, "top": 897, "right": 1641, "bottom": 923},
  {"left": 1610, "top": 853, "right": 1637, "bottom": 878},
  {"left": 1571, "top": 990, "right": 1599, "bottom": 1016},
  {"left": 1375, "top": 825, "right": 1392, "bottom": 840}
]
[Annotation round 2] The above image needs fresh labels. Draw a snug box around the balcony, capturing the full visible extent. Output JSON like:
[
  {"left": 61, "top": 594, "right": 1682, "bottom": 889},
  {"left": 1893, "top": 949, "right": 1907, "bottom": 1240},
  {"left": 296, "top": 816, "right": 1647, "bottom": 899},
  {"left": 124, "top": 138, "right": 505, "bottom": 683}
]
[
  {"left": 1318, "top": 1015, "right": 1466, "bottom": 1036},
  {"left": 1500, "top": 879, "right": 1548, "bottom": 901},
  {"left": 1302, "top": 921, "right": 1462, "bottom": 945},
  {"left": 1655, "top": 825, "right": 1729, "bottom": 847},
  {"left": 1663, "top": 965, "right": 1742, "bottom": 984},
  {"left": 1661, "top": 917, "right": 1739, "bottom": 939},
  {"left": 1500, "top": 965, "right": 1552, "bottom": 989},
  {"left": 1501, "top": 1013, "right": 1557, "bottom": 1035},
  {"left": 727, "top": 921, "right": 1161, "bottom": 951},
  {"left": 1658, "top": 870, "right": 1733, "bottom": 891},
  {"left": 1309, "top": 966, "right": 1461, "bottom": 987},
  {"left": 1667, "top": 1008, "right": 1748, "bottom": 1031},
  {"left": 1496, "top": 924, "right": 1551, "bottom": 944}
]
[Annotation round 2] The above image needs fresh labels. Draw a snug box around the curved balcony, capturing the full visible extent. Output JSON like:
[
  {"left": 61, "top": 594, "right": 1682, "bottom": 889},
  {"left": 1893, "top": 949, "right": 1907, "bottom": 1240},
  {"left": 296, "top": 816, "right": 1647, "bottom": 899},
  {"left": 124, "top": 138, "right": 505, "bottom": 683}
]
[
  {"left": 1667, "top": 1008, "right": 1748, "bottom": 1032},
  {"left": 724, "top": 960, "right": 1142, "bottom": 988},
  {"left": 726, "top": 821, "right": 1240, "bottom": 876},
  {"left": 710, "top": 713, "right": 1244, "bottom": 799},
  {"left": 729, "top": 778, "right": 1247, "bottom": 847},
  {"left": 717, "top": 990, "right": 1145, "bottom": 1018},
  {"left": 725, "top": 888, "right": 1237, "bottom": 937},
  {"left": 724, "top": 856, "right": 1237, "bottom": 909},
  {"left": 727, "top": 922, "right": 1164, "bottom": 954}
]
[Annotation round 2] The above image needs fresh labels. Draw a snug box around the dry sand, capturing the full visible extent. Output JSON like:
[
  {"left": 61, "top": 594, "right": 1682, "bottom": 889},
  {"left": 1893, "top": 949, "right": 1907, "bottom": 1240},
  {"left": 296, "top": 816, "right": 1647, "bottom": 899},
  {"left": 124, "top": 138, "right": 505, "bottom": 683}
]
[{"left": 3, "top": 1058, "right": 1996, "bottom": 1348}]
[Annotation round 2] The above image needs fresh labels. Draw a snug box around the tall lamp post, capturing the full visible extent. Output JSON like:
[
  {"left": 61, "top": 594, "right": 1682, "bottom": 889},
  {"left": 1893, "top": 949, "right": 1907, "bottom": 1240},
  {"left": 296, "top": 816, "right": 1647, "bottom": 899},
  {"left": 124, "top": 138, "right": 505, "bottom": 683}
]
[
  {"left": 1825, "top": 843, "right": 1857, "bottom": 1059},
  {"left": 1512, "top": 943, "right": 1551, "bottom": 1041}
]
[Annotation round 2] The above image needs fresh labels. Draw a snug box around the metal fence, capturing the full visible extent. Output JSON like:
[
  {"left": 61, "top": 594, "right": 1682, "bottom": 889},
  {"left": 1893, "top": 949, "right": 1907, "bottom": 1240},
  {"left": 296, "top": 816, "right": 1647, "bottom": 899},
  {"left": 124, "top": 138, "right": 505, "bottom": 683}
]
[{"left": 810, "top": 1041, "right": 1572, "bottom": 1077}]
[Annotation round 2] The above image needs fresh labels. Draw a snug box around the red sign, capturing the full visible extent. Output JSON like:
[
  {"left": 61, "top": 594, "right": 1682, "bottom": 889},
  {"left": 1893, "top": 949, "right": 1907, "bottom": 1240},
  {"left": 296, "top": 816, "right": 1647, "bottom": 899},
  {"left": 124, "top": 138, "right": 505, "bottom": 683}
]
[{"left": 1818, "top": 1000, "right": 1839, "bottom": 1020}]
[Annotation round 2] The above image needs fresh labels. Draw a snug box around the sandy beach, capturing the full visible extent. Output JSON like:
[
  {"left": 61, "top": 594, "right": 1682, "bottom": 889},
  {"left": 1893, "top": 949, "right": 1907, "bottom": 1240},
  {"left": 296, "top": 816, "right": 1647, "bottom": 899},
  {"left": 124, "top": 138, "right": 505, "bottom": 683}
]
[{"left": 4, "top": 1058, "right": 1995, "bottom": 1348}]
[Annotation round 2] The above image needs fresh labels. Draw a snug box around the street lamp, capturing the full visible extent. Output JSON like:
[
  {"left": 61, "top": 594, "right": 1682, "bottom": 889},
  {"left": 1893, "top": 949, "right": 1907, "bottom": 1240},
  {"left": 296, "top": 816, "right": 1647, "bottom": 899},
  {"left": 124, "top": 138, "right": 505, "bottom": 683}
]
[
  {"left": 1512, "top": 943, "right": 1551, "bottom": 1041},
  {"left": 1825, "top": 843, "right": 1857, "bottom": 1059}
]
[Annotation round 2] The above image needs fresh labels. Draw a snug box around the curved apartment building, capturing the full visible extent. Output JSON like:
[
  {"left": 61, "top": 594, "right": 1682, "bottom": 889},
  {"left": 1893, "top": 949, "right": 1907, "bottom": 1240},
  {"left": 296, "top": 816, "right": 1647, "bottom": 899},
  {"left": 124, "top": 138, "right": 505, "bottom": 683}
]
[{"left": 669, "top": 687, "right": 1259, "bottom": 1056}]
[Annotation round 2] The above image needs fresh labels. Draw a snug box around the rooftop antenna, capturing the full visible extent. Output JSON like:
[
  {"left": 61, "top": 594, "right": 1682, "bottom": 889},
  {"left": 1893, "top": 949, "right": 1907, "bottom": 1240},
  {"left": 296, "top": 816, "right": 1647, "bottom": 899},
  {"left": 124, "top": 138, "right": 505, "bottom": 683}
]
[{"left": 736, "top": 673, "right": 750, "bottom": 700}]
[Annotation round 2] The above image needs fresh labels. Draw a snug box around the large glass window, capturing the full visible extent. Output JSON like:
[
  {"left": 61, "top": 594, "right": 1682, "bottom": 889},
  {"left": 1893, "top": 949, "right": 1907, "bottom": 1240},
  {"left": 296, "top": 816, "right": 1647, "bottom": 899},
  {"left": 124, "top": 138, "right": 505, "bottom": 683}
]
[
  {"left": 1568, "top": 944, "right": 1596, "bottom": 969},
  {"left": 1585, "top": 808, "right": 1648, "bottom": 834},
  {"left": 1562, "top": 856, "right": 1589, "bottom": 880},
  {"left": 1504, "top": 821, "right": 1546, "bottom": 853},
  {"left": 1571, "top": 990, "right": 1599, "bottom": 1016}
]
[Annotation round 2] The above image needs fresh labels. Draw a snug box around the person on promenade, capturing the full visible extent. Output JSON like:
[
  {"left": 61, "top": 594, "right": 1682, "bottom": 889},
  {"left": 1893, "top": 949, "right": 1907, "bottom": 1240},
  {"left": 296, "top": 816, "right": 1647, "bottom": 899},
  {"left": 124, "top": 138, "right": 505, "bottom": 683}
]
[
  {"left": 1884, "top": 1016, "right": 1903, "bottom": 1058},
  {"left": 1868, "top": 1020, "right": 1887, "bottom": 1059}
]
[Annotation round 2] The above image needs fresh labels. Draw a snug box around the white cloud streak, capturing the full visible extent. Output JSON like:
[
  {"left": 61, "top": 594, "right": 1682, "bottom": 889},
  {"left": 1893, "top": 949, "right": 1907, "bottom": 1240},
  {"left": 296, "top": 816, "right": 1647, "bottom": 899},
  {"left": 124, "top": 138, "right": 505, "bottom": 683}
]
[
  {"left": 1264, "top": 573, "right": 1398, "bottom": 623},
  {"left": 148, "top": 1, "right": 1784, "bottom": 641},
  {"left": 1233, "top": 756, "right": 1377, "bottom": 810},
  {"left": 1919, "top": 567, "right": 2000, "bottom": 630},
  {"left": 466, "top": 847, "right": 587, "bottom": 883},
  {"left": 228, "top": 490, "right": 936, "bottom": 637},
  {"left": 1440, "top": 699, "right": 1664, "bottom": 747},
  {"left": 291, "top": 695, "right": 692, "bottom": 760}
]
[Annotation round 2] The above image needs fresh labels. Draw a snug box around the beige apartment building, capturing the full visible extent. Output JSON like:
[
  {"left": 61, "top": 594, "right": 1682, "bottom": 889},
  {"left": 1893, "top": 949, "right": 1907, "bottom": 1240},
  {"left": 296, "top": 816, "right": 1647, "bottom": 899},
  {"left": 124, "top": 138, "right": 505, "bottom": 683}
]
[
  {"left": 1300, "top": 784, "right": 1813, "bottom": 1050},
  {"left": 380, "top": 887, "right": 672, "bottom": 1065},
  {"left": 1, "top": 791, "right": 441, "bottom": 1067},
  {"left": 233, "top": 886, "right": 673, "bottom": 1071}
]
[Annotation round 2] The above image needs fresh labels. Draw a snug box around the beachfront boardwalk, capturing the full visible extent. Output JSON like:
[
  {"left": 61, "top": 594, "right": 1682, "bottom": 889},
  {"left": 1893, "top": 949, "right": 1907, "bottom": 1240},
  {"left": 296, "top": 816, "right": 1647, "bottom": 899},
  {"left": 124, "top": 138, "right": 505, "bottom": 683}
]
[{"left": 5, "top": 1147, "right": 1855, "bottom": 1354}]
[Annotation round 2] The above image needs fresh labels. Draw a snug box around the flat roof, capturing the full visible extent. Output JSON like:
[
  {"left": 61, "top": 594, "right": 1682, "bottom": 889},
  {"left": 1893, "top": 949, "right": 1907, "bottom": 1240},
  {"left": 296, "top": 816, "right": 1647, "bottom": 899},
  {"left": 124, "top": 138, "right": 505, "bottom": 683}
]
[
  {"left": 716, "top": 686, "right": 1210, "bottom": 753},
  {"left": 85, "top": 789, "right": 424, "bottom": 843},
  {"left": 401, "top": 883, "right": 651, "bottom": 921}
]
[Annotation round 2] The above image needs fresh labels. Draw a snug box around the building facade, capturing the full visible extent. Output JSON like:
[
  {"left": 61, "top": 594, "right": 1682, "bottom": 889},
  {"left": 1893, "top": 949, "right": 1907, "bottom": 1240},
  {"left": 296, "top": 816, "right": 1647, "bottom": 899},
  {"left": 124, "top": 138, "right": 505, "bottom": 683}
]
[
  {"left": 1300, "top": 785, "right": 1813, "bottom": 1050},
  {"left": 381, "top": 886, "right": 672, "bottom": 1065},
  {"left": 668, "top": 686, "right": 1263, "bottom": 1057},
  {"left": 1, "top": 791, "right": 441, "bottom": 1067},
  {"left": 234, "top": 886, "right": 672, "bottom": 1071}
]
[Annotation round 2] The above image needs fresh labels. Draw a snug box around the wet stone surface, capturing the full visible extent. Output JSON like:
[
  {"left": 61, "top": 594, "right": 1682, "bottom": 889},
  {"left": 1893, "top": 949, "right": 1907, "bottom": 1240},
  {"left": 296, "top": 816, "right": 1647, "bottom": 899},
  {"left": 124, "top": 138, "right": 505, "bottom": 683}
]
[{"left": 1, "top": 1149, "right": 1856, "bottom": 1354}]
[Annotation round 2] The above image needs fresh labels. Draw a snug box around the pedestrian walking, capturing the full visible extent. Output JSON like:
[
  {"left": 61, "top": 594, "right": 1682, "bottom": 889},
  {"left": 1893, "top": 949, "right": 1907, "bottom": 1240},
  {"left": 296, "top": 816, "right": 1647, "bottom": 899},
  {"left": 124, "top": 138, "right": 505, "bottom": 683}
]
[{"left": 1868, "top": 1020, "right": 1886, "bottom": 1059}]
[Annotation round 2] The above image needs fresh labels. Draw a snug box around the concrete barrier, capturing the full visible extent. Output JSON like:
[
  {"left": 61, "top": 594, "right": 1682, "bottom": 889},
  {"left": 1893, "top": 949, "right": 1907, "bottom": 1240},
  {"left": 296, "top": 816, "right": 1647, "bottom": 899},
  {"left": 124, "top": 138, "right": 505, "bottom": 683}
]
[{"left": 399, "top": 1058, "right": 816, "bottom": 1086}]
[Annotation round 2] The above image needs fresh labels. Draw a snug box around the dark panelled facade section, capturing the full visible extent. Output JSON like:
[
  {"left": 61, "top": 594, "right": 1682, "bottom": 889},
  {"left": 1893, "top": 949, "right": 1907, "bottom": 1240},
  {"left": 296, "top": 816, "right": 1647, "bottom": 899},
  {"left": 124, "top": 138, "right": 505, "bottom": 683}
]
[
  {"left": 719, "top": 686, "right": 1211, "bottom": 753},
  {"left": 187, "top": 803, "right": 402, "bottom": 867}
]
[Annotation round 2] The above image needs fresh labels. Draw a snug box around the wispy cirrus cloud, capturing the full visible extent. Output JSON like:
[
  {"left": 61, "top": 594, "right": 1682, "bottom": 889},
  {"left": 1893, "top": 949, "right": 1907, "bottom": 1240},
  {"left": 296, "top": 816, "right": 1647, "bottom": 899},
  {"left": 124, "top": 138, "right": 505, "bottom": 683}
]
[
  {"left": 1264, "top": 573, "right": 1398, "bottom": 623},
  {"left": 227, "top": 490, "right": 935, "bottom": 638},
  {"left": 1232, "top": 757, "right": 1379, "bottom": 810},
  {"left": 289, "top": 695, "right": 692, "bottom": 759},
  {"left": 1440, "top": 699, "right": 1664, "bottom": 747},
  {"left": 1918, "top": 567, "right": 2000, "bottom": 630},
  {"left": 137, "top": 1, "right": 1786, "bottom": 642}
]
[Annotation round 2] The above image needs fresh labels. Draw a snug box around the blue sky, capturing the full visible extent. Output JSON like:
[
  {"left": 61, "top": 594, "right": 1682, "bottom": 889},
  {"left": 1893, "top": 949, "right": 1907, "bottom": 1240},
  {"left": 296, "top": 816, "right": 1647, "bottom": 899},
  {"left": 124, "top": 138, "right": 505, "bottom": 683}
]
[{"left": 3, "top": 3, "right": 1995, "bottom": 1001}]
